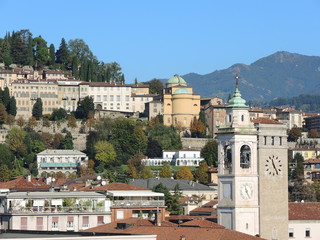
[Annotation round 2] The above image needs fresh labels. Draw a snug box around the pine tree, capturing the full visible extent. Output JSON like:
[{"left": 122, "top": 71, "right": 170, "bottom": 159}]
[
  {"left": 32, "top": 98, "right": 43, "bottom": 120},
  {"left": 56, "top": 38, "right": 69, "bottom": 68}
]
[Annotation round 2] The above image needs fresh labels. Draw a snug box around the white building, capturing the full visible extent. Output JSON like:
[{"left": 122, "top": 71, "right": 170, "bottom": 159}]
[
  {"left": 80, "top": 82, "right": 133, "bottom": 112},
  {"left": 37, "top": 149, "right": 88, "bottom": 176},
  {"left": 142, "top": 149, "right": 203, "bottom": 166},
  {"left": 0, "top": 191, "right": 111, "bottom": 232},
  {"left": 288, "top": 202, "right": 320, "bottom": 240}
]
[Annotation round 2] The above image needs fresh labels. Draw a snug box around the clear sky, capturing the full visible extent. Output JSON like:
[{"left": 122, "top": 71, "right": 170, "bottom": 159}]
[{"left": 1, "top": 0, "right": 320, "bottom": 83}]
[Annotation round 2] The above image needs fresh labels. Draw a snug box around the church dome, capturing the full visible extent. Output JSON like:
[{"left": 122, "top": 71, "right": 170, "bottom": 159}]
[
  {"left": 227, "top": 87, "right": 247, "bottom": 108},
  {"left": 173, "top": 88, "right": 192, "bottom": 94},
  {"left": 167, "top": 74, "right": 187, "bottom": 85}
]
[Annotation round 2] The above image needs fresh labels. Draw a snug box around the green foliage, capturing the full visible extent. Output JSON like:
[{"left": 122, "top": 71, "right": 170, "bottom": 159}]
[
  {"left": 201, "top": 140, "right": 218, "bottom": 167},
  {"left": 94, "top": 141, "right": 117, "bottom": 165},
  {"left": 175, "top": 166, "right": 194, "bottom": 180},
  {"left": 6, "top": 127, "right": 27, "bottom": 157},
  {"left": 7, "top": 96, "right": 17, "bottom": 116},
  {"left": 146, "top": 139, "right": 162, "bottom": 158},
  {"left": 32, "top": 98, "right": 43, "bottom": 120},
  {"left": 59, "top": 132, "right": 73, "bottom": 149},
  {"left": 133, "top": 126, "right": 147, "bottom": 154},
  {"left": 56, "top": 38, "right": 69, "bottom": 67},
  {"left": 67, "top": 115, "right": 77, "bottom": 129},
  {"left": 50, "top": 108, "right": 68, "bottom": 121},
  {"left": 194, "top": 162, "right": 209, "bottom": 184},
  {"left": 141, "top": 167, "right": 153, "bottom": 179},
  {"left": 0, "top": 144, "right": 14, "bottom": 169},
  {"left": 148, "top": 125, "right": 182, "bottom": 150},
  {"left": 144, "top": 79, "right": 163, "bottom": 94},
  {"left": 0, "top": 164, "right": 10, "bottom": 182},
  {"left": 102, "top": 165, "right": 129, "bottom": 183},
  {"left": 0, "top": 103, "right": 7, "bottom": 125},
  {"left": 291, "top": 153, "right": 305, "bottom": 180},
  {"left": 75, "top": 96, "right": 94, "bottom": 119},
  {"left": 128, "top": 152, "right": 145, "bottom": 178}
]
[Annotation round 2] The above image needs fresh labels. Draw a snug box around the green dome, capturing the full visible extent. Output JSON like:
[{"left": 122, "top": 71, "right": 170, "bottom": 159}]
[
  {"left": 227, "top": 87, "right": 247, "bottom": 108},
  {"left": 167, "top": 74, "right": 187, "bottom": 85},
  {"left": 173, "top": 88, "right": 192, "bottom": 94}
]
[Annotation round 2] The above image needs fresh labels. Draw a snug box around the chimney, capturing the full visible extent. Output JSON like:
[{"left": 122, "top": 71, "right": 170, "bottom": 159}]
[
  {"left": 155, "top": 209, "right": 162, "bottom": 226},
  {"left": 26, "top": 175, "right": 31, "bottom": 182}
]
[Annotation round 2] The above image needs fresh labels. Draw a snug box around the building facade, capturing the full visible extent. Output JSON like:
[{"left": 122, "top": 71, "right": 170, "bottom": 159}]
[{"left": 36, "top": 149, "right": 88, "bottom": 176}]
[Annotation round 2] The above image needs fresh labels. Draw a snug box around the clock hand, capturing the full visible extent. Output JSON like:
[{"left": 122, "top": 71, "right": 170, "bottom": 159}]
[{"left": 271, "top": 158, "right": 278, "bottom": 175}]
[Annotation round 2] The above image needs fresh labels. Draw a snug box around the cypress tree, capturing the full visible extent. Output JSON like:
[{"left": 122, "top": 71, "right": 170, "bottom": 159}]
[
  {"left": 48, "top": 44, "right": 56, "bottom": 66},
  {"left": 7, "top": 96, "right": 17, "bottom": 116},
  {"left": 32, "top": 98, "right": 43, "bottom": 120},
  {"left": 71, "top": 55, "right": 79, "bottom": 78},
  {"left": 56, "top": 38, "right": 69, "bottom": 68},
  {"left": 2, "top": 87, "right": 10, "bottom": 108}
]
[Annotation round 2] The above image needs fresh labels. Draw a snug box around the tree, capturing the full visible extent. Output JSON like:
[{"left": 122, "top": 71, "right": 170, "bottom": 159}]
[
  {"left": 0, "top": 164, "right": 10, "bottom": 182},
  {"left": 50, "top": 108, "right": 68, "bottom": 121},
  {"left": 5, "top": 114, "right": 15, "bottom": 127},
  {"left": 141, "top": 167, "right": 153, "bottom": 179},
  {"left": 52, "top": 133, "right": 64, "bottom": 149},
  {"left": 0, "top": 144, "right": 15, "bottom": 169},
  {"left": 59, "top": 132, "right": 73, "bottom": 149},
  {"left": 159, "top": 165, "right": 172, "bottom": 178},
  {"left": 56, "top": 38, "right": 69, "bottom": 67},
  {"left": 27, "top": 116, "right": 38, "bottom": 129},
  {"left": 290, "top": 153, "right": 305, "bottom": 180},
  {"left": 2, "top": 87, "right": 10, "bottom": 108},
  {"left": 42, "top": 117, "right": 51, "bottom": 128},
  {"left": 0, "top": 103, "right": 7, "bottom": 125},
  {"left": 145, "top": 79, "right": 163, "bottom": 94},
  {"left": 16, "top": 116, "right": 25, "bottom": 128},
  {"left": 148, "top": 125, "right": 182, "bottom": 150},
  {"left": 7, "top": 96, "right": 17, "bottom": 116},
  {"left": 48, "top": 43, "right": 55, "bottom": 66},
  {"left": 194, "top": 162, "right": 209, "bottom": 184},
  {"left": 128, "top": 152, "right": 145, "bottom": 178},
  {"left": 68, "top": 39, "right": 94, "bottom": 61},
  {"left": 201, "top": 140, "right": 218, "bottom": 167},
  {"left": 71, "top": 55, "right": 79, "bottom": 78},
  {"left": 5, "top": 127, "right": 27, "bottom": 157},
  {"left": 133, "top": 126, "right": 147, "bottom": 154},
  {"left": 67, "top": 115, "right": 77, "bottom": 129},
  {"left": 175, "top": 166, "right": 194, "bottom": 180},
  {"left": 146, "top": 139, "right": 162, "bottom": 158},
  {"left": 308, "top": 129, "right": 320, "bottom": 138},
  {"left": 32, "top": 98, "right": 43, "bottom": 120},
  {"left": 75, "top": 96, "right": 94, "bottom": 119},
  {"left": 94, "top": 141, "right": 117, "bottom": 165},
  {"left": 10, "top": 30, "right": 33, "bottom": 66},
  {"left": 288, "top": 125, "right": 302, "bottom": 142},
  {"left": 190, "top": 116, "right": 206, "bottom": 137},
  {"left": 33, "top": 36, "right": 48, "bottom": 69}
]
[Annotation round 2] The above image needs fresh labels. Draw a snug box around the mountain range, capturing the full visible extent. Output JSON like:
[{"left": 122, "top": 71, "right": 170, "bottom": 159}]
[{"left": 178, "top": 51, "right": 320, "bottom": 102}]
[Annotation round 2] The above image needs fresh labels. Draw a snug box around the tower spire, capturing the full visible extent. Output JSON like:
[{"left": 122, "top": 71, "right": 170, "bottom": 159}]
[{"left": 235, "top": 73, "right": 239, "bottom": 89}]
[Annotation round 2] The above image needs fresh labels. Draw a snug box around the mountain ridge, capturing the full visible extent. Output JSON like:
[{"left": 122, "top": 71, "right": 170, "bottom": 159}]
[{"left": 177, "top": 51, "right": 320, "bottom": 101}]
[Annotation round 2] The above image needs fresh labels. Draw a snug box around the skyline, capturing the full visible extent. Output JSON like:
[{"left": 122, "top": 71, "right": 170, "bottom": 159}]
[{"left": 1, "top": 0, "right": 320, "bottom": 83}]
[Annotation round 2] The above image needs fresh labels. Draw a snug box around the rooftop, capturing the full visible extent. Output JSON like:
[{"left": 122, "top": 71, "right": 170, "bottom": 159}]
[
  {"left": 289, "top": 202, "right": 320, "bottom": 220},
  {"left": 251, "top": 118, "right": 283, "bottom": 124},
  {"left": 37, "top": 149, "right": 86, "bottom": 155}
]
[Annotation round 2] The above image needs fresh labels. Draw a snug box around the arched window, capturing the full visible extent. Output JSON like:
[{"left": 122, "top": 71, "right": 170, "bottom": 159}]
[
  {"left": 224, "top": 145, "right": 232, "bottom": 173},
  {"left": 240, "top": 145, "right": 251, "bottom": 168}
]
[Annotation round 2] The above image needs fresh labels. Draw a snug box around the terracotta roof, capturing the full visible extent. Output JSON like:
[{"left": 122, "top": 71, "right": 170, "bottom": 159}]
[
  {"left": 82, "top": 182, "right": 148, "bottom": 191},
  {"left": 289, "top": 202, "right": 320, "bottom": 220},
  {"left": 251, "top": 118, "right": 282, "bottom": 124},
  {"left": 303, "top": 158, "right": 320, "bottom": 164},
  {"left": 82, "top": 218, "right": 262, "bottom": 240},
  {"left": 189, "top": 207, "right": 216, "bottom": 214},
  {"left": 202, "top": 200, "right": 218, "bottom": 208},
  {"left": 165, "top": 215, "right": 217, "bottom": 221},
  {"left": 180, "top": 219, "right": 224, "bottom": 228},
  {"left": 0, "top": 177, "right": 50, "bottom": 191}
]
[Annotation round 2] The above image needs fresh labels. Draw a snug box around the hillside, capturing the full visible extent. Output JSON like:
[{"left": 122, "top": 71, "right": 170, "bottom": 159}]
[{"left": 180, "top": 51, "right": 320, "bottom": 101}]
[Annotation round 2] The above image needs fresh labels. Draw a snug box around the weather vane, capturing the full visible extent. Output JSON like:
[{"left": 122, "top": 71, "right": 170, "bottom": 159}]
[{"left": 235, "top": 73, "right": 239, "bottom": 88}]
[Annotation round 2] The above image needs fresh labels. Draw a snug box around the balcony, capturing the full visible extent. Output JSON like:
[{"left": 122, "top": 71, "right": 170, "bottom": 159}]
[
  {"left": 7, "top": 206, "right": 109, "bottom": 214},
  {"left": 112, "top": 200, "right": 165, "bottom": 207}
]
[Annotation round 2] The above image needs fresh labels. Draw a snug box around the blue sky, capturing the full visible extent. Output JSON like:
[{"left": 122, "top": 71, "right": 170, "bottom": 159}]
[{"left": 1, "top": 0, "right": 320, "bottom": 83}]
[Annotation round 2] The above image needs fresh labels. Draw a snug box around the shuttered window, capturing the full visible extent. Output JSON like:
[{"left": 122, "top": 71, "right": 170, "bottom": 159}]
[
  {"left": 36, "top": 217, "right": 43, "bottom": 230},
  {"left": 97, "top": 216, "right": 104, "bottom": 225},
  {"left": 82, "top": 216, "right": 89, "bottom": 228},
  {"left": 21, "top": 217, "right": 27, "bottom": 230}
]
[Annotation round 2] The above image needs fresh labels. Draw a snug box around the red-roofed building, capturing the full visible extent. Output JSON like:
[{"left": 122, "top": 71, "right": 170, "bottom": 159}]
[
  {"left": 81, "top": 217, "right": 263, "bottom": 240},
  {"left": 289, "top": 202, "right": 320, "bottom": 239},
  {"left": 0, "top": 176, "right": 51, "bottom": 192}
]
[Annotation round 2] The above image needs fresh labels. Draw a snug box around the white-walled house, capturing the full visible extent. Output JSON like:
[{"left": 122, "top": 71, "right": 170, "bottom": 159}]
[
  {"left": 289, "top": 202, "right": 320, "bottom": 239},
  {"left": 0, "top": 191, "right": 111, "bottom": 232},
  {"left": 142, "top": 149, "right": 203, "bottom": 166},
  {"left": 37, "top": 149, "right": 88, "bottom": 176}
]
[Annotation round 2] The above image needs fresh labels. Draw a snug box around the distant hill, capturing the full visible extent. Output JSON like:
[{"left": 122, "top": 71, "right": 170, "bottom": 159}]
[{"left": 175, "top": 51, "right": 320, "bottom": 101}]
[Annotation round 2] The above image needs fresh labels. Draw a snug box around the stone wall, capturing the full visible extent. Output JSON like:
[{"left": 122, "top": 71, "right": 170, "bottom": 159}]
[{"left": 181, "top": 137, "right": 211, "bottom": 150}]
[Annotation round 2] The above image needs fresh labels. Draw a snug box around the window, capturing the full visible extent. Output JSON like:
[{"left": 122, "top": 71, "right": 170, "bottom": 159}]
[
  {"left": 289, "top": 228, "right": 294, "bottom": 238},
  {"left": 279, "top": 137, "right": 282, "bottom": 146},
  {"left": 82, "top": 216, "right": 89, "bottom": 228},
  {"left": 117, "top": 95, "right": 121, "bottom": 101},
  {"left": 97, "top": 216, "right": 104, "bottom": 225},
  {"left": 67, "top": 217, "right": 74, "bottom": 228},
  {"left": 21, "top": 217, "right": 28, "bottom": 230},
  {"left": 125, "top": 95, "right": 130, "bottom": 101},
  {"left": 117, "top": 210, "right": 124, "bottom": 219},
  {"left": 241, "top": 115, "right": 244, "bottom": 121},
  {"left": 52, "top": 217, "right": 59, "bottom": 229},
  {"left": 305, "top": 228, "right": 310, "bottom": 237},
  {"left": 271, "top": 136, "right": 274, "bottom": 145},
  {"left": 36, "top": 217, "right": 43, "bottom": 231},
  {"left": 110, "top": 95, "right": 114, "bottom": 101},
  {"left": 315, "top": 164, "right": 320, "bottom": 169},
  {"left": 240, "top": 145, "right": 251, "bottom": 168},
  {"left": 229, "top": 114, "right": 232, "bottom": 122},
  {"left": 264, "top": 136, "right": 267, "bottom": 145}
]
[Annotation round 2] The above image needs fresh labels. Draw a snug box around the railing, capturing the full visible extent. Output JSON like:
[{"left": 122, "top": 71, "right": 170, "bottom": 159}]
[
  {"left": 112, "top": 200, "right": 165, "bottom": 207},
  {"left": 8, "top": 206, "right": 108, "bottom": 214}
]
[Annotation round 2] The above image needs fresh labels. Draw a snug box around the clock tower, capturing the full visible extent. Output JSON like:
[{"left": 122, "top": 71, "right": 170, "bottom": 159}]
[
  {"left": 217, "top": 76, "right": 288, "bottom": 239},
  {"left": 217, "top": 75, "right": 259, "bottom": 236}
]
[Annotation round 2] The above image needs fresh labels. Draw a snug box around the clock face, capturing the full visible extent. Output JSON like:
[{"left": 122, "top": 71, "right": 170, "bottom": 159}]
[
  {"left": 240, "top": 183, "right": 253, "bottom": 200},
  {"left": 265, "top": 155, "right": 282, "bottom": 176}
]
